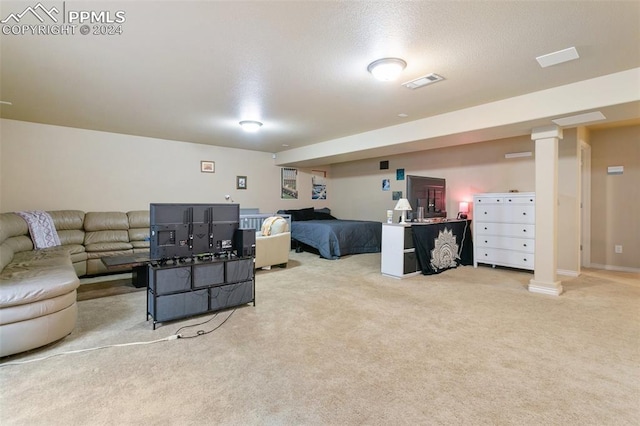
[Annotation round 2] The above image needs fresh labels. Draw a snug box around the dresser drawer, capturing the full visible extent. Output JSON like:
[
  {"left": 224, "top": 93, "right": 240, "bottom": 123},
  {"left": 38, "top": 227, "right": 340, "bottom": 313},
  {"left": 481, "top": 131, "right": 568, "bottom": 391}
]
[
  {"left": 475, "top": 196, "right": 504, "bottom": 205},
  {"left": 475, "top": 248, "right": 534, "bottom": 270},
  {"left": 474, "top": 194, "right": 535, "bottom": 205},
  {"left": 504, "top": 195, "right": 535, "bottom": 205},
  {"left": 475, "top": 204, "right": 535, "bottom": 224},
  {"left": 475, "top": 222, "right": 535, "bottom": 238},
  {"left": 475, "top": 235, "right": 534, "bottom": 253}
]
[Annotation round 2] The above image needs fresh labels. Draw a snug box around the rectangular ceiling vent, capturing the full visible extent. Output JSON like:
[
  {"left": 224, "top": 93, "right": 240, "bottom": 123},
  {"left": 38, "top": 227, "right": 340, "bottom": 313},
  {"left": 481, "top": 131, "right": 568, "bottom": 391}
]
[{"left": 402, "top": 73, "right": 445, "bottom": 90}]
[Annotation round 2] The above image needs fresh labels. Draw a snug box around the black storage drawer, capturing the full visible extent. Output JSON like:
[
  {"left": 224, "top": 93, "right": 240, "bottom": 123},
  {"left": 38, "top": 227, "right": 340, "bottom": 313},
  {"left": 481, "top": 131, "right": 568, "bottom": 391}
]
[
  {"left": 403, "top": 227, "right": 414, "bottom": 250},
  {"left": 210, "top": 281, "right": 254, "bottom": 311},
  {"left": 148, "top": 289, "right": 209, "bottom": 322},
  {"left": 148, "top": 265, "right": 191, "bottom": 295},
  {"left": 226, "top": 259, "right": 253, "bottom": 283},
  {"left": 192, "top": 262, "right": 225, "bottom": 288},
  {"left": 403, "top": 251, "right": 418, "bottom": 274}
]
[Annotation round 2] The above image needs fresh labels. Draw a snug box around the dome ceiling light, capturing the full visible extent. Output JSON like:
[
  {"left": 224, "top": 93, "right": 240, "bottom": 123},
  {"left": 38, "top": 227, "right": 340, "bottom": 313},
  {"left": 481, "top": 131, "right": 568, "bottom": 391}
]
[
  {"left": 367, "top": 58, "right": 407, "bottom": 81},
  {"left": 239, "top": 120, "right": 263, "bottom": 132}
]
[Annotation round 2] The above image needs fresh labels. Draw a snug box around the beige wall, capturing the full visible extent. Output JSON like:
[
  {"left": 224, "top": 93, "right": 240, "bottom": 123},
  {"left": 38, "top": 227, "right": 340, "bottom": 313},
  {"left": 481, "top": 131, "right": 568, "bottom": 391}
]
[
  {"left": 589, "top": 124, "right": 640, "bottom": 270},
  {"left": 328, "top": 130, "right": 585, "bottom": 274},
  {"left": 2, "top": 119, "right": 636, "bottom": 272},
  {"left": 0, "top": 119, "right": 335, "bottom": 214},
  {"left": 0, "top": 119, "right": 313, "bottom": 213}
]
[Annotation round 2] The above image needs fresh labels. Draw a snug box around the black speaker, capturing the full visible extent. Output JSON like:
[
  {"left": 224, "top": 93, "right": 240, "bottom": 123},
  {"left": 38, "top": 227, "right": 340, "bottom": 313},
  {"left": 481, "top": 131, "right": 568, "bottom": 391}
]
[{"left": 234, "top": 228, "right": 256, "bottom": 258}]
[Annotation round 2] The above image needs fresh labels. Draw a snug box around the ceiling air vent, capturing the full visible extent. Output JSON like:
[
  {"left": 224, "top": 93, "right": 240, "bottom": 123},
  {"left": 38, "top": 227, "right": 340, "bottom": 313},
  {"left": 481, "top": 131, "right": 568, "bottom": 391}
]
[{"left": 402, "top": 73, "right": 445, "bottom": 90}]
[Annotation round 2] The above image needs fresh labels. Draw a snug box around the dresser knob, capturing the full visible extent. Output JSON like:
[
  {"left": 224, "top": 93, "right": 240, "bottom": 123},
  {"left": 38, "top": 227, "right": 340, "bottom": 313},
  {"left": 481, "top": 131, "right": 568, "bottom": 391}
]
[
  {"left": 484, "top": 227, "right": 488, "bottom": 230},
  {"left": 523, "top": 229, "right": 526, "bottom": 232},
  {"left": 523, "top": 243, "right": 527, "bottom": 247},
  {"left": 484, "top": 211, "right": 487, "bottom": 214},
  {"left": 524, "top": 258, "right": 527, "bottom": 261},
  {"left": 523, "top": 212, "right": 527, "bottom": 215},
  {"left": 485, "top": 240, "right": 488, "bottom": 243}
]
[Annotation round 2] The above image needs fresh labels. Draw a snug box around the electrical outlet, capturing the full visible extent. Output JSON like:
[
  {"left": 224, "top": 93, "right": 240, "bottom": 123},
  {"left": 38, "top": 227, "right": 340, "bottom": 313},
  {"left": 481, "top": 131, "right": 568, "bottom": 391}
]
[{"left": 615, "top": 245, "right": 623, "bottom": 254}]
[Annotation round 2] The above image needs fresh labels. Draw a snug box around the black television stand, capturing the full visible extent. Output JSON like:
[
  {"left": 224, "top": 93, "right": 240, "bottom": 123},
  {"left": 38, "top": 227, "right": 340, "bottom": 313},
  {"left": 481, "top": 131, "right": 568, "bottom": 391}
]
[{"left": 146, "top": 255, "right": 255, "bottom": 329}]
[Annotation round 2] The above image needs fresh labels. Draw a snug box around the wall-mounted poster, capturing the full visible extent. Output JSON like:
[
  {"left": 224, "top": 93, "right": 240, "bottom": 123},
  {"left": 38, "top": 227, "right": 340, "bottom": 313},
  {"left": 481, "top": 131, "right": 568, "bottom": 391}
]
[
  {"left": 382, "top": 179, "right": 390, "bottom": 191},
  {"left": 281, "top": 168, "right": 298, "bottom": 199},
  {"left": 312, "top": 173, "right": 327, "bottom": 200},
  {"left": 392, "top": 191, "right": 402, "bottom": 201},
  {"left": 396, "top": 168, "right": 405, "bottom": 180}
]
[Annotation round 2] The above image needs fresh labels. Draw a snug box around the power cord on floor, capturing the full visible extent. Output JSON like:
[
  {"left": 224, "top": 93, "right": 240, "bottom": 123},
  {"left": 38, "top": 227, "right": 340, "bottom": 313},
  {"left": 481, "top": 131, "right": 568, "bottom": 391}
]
[
  {"left": 0, "top": 334, "right": 181, "bottom": 367},
  {"left": 173, "top": 308, "right": 236, "bottom": 339},
  {"left": 2, "top": 308, "right": 240, "bottom": 367}
]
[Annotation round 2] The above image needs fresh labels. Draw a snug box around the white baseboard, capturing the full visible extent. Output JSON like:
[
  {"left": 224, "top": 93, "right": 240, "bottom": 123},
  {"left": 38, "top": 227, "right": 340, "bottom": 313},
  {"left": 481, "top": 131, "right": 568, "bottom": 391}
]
[
  {"left": 588, "top": 263, "right": 640, "bottom": 273},
  {"left": 528, "top": 279, "right": 563, "bottom": 296},
  {"left": 557, "top": 269, "right": 579, "bottom": 277}
]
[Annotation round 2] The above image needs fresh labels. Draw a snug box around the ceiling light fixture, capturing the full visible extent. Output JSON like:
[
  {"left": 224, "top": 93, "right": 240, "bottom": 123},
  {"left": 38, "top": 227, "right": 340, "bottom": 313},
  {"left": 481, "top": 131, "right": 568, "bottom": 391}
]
[
  {"left": 239, "top": 120, "right": 263, "bottom": 132},
  {"left": 367, "top": 58, "right": 407, "bottom": 81}
]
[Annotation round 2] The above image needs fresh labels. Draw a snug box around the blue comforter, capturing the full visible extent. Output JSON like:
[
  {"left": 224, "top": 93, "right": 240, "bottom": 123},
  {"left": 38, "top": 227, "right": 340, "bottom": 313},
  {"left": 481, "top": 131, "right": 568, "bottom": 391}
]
[{"left": 291, "top": 220, "right": 382, "bottom": 259}]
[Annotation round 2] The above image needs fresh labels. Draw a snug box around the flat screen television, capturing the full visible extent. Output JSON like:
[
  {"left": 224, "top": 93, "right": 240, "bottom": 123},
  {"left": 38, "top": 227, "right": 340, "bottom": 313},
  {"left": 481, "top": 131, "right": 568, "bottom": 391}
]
[
  {"left": 150, "top": 203, "right": 239, "bottom": 260},
  {"left": 406, "top": 176, "right": 446, "bottom": 219}
]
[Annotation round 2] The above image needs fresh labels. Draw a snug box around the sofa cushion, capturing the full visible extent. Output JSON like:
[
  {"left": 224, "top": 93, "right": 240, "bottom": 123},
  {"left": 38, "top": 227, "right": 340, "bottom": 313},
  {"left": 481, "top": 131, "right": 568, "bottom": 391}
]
[
  {"left": 48, "top": 210, "right": 85, "bottom": 230},
  {"left": 3, "top": 235, "right": 34, "bottom": 253},
  {"left": 0, "top": 291, "right": 77, "bottom": 325},
  {"left": 57, "top": 229, "right": 86, "bottom": 245},
  {"left": 83, "top": 212, "right": 129, "bottom": 231},
  {"left": 0, "top": 245, "right": 14, "bottom": 272},
  {"left": 0, "top": 264, "right": 79, "bottom": 308},
  {"left": 0, "top": 213, "right": 28, "bottom": 243},
  {"left": 84, "top": 230, "right": 130, "bottom": 246},
  {"left": 127, "top": 210, "right": 149, "bottom": 228},
  {"left": 85, "top": 241, "right": 133, "bottom": 252}
]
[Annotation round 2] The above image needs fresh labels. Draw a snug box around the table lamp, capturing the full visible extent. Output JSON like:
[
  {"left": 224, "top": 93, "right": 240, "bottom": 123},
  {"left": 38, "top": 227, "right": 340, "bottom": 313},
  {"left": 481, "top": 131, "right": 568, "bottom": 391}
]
[
  {"left": 394, "top": 198, "right": 413, "bottom": 224},
  {"left": 458, "top": 201, "right": 469, "bottom": 219}
]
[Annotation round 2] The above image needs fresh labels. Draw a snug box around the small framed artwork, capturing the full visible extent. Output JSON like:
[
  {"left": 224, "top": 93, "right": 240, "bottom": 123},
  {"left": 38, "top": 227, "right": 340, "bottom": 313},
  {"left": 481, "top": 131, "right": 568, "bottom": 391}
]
[
  {"left": 392, "top": 191, "right": 402, "bottom": 201},
  {"left": 396, "top": 168, "right": 405, "bottom": 180},
  {"left": 236, "top": 176, "right": 247, "bottom": 190},
  {"left": 200, "top": 161, "right": 215, "bottom": 173},
  {"left": 382, "top": 179, "right": 390, "bottom": 191}
]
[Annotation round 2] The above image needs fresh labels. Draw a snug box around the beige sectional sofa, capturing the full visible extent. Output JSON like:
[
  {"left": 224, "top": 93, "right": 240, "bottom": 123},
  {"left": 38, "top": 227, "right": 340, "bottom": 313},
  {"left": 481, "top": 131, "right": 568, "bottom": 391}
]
[{"left": 0, "top": 210, "right": 149, "bottom": 357}]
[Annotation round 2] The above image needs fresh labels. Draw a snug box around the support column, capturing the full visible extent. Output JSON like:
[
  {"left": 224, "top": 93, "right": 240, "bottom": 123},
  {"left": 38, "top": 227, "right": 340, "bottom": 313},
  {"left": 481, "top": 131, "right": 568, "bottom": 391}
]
[{"left": 529, "top": 125, "right": 563, "bottom": 296}]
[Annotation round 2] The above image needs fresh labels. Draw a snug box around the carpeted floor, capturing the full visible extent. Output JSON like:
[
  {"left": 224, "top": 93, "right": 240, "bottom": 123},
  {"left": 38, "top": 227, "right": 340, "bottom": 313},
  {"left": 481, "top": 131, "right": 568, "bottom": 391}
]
[{"left": 1, "top": 251, "right": 638, "bottom": 425}]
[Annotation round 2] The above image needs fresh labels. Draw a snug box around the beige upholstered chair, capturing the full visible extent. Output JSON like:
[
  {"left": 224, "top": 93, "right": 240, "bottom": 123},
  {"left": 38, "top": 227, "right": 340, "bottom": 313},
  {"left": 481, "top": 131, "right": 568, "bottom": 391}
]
[{"left": 254, "top": 216, "right": 290, "bottom": 269}]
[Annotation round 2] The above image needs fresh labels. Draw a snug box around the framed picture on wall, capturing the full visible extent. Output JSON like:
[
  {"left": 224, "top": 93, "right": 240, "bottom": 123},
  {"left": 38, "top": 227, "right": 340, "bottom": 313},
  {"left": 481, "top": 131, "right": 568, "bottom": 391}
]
[
  {"left": 236, "top": 176, "right": 247, "bottom": 190},
  {"left": 200, "top": 161, "right": 215, "bottom": 173}
]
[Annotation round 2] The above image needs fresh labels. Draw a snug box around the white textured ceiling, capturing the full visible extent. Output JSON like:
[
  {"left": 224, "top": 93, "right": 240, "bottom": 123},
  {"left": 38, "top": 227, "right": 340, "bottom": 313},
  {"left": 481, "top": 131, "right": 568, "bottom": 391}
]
[{"left": 1, "top": 0, "right": 639, "bottom": 162}]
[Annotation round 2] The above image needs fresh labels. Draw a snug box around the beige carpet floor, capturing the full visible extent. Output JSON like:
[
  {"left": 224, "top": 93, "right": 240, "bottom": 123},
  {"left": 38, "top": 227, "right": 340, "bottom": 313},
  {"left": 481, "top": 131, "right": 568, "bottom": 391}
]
[{"left": 1, "top": 251, "right": 638, "bottom": 425}]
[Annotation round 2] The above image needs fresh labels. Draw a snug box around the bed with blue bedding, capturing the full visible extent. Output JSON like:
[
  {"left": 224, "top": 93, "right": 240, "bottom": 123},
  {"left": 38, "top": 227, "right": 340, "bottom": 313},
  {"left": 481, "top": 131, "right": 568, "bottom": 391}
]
[{"left": 279, "top": 208, "right": 382, "bottom": 260}]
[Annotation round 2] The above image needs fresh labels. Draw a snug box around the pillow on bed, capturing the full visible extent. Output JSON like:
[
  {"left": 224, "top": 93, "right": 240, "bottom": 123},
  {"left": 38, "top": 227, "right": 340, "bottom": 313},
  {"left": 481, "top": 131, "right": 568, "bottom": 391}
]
[
  {"left": 313, "top": 211, "right": 337, "bottom": 220},
  {"left": 284, "top": 207, "right": 314, "bottom": 221}
]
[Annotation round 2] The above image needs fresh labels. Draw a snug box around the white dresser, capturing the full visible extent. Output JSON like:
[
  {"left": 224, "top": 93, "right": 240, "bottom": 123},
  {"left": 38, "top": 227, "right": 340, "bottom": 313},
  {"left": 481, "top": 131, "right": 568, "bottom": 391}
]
[{"left": 473, "top": 192, "right": 535, "bottom": 271}]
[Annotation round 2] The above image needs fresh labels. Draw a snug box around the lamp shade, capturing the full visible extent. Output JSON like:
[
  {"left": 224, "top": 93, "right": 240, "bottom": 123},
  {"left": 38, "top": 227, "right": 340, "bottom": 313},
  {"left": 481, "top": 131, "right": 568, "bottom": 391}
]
[
  {"left": 459, "top": 202, "right": 469, "bottom": 214},
  {"left": 394, "top": 198, "right": 412, "bottom": 211}
]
